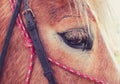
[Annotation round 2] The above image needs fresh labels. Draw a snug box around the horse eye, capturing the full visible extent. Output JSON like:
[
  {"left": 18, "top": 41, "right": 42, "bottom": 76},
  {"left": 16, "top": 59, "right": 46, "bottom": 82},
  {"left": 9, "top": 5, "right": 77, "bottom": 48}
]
[{"left": 58, "top": 28, "right": 93, "bottom": 50}]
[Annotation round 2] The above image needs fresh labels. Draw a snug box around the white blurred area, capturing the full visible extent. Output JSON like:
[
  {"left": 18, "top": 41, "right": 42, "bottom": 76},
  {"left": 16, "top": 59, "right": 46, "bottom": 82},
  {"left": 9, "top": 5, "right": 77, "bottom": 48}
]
[{"left": 108, "top": 0, "right": 120, "bottom": 52}]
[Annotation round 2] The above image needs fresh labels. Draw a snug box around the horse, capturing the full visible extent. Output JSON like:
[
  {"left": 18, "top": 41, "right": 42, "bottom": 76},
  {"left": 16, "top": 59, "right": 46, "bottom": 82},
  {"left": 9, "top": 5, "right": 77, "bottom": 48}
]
[{"left": 0, "top": 0, "right": 120, "bottom": 84}]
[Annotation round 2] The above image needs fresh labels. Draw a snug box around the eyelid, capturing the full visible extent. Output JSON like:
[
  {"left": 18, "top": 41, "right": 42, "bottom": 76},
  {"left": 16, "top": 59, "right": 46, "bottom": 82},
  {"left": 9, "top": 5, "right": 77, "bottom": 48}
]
[{"left": 58, "top": 15, "right": 81, "bottom": 22}]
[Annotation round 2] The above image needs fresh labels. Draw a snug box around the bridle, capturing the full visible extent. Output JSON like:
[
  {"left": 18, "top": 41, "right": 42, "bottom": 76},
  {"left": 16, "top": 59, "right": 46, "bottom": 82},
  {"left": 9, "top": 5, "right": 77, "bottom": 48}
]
[{"left": 0, "top": 0, "right": 107, "bottom": 84}]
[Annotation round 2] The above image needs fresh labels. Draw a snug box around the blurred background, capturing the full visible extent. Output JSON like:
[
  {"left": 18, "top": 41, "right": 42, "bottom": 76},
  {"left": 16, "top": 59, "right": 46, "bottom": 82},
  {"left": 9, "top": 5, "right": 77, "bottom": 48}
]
[{"left": 109, "top": 0, "right": 120, "bottom": 65}]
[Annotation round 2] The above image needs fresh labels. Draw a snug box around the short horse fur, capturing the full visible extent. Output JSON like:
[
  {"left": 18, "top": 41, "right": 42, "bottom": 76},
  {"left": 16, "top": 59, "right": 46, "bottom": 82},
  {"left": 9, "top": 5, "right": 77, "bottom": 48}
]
[{"left": 0, "top": 0, "right": 120, "bottom": 84}]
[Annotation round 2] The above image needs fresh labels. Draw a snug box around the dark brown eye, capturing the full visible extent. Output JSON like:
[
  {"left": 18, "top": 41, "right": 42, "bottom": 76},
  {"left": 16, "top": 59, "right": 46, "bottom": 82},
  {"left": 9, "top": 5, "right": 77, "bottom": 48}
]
[{"left": 58, "top": 28, "right": 93, "bottom": 50}]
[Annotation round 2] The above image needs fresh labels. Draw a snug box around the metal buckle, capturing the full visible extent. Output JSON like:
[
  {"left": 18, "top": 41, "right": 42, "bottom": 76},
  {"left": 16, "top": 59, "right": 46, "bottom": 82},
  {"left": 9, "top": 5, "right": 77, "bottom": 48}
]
[{"left": 22, "top": 8, "right": 35, "bottom": 17}]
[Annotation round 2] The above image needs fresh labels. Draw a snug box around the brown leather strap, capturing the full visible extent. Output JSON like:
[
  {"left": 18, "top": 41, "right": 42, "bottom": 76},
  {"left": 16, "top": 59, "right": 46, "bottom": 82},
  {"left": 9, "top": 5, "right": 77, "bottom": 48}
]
[
  {"left": 0, "top": 0, "right": 22, "bottom": 76},
  {"left": 23, "top": 0, "right": 57, "bottom": 84}
]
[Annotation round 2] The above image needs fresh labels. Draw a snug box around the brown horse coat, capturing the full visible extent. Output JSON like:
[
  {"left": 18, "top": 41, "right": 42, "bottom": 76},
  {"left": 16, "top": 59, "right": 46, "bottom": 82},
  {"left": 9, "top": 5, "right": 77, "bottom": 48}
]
[{"left": 0, "top": 0, "right": 120, "bottom": 84}]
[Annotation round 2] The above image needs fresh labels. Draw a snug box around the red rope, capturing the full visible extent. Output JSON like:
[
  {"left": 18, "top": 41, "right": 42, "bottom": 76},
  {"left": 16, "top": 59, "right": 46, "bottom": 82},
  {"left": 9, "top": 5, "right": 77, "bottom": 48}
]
[
  {"left": 9, "top": 0, "right": 35, "bottom": 84},
  {"left": 9, "top": 0, "right": 107, "bottom": 84}
]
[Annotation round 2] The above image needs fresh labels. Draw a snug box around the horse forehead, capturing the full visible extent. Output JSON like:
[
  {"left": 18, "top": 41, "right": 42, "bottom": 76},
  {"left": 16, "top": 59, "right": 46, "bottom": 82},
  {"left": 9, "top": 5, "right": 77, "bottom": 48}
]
[
  {"left": 32, "top": 0, "right": 68, "bottom": 7},
  {"left": 33, "top": 0, "right": 72, "bottom": 13},
  {"left": 31, "top": 1, "right": 95, "bottom": 25},
  {"left": 31, "top": 0, "right": 73, "bottom": 25}
]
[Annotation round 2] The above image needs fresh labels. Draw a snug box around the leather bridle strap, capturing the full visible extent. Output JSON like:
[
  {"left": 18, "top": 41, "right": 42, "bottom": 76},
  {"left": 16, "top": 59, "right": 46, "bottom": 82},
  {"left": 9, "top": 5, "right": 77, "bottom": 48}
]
[
  {"left": 23, "top": 0, "right": 57, "bottom": 84},
  {"left": 0, "top": 0, "right": 22, "bottom": 76}
]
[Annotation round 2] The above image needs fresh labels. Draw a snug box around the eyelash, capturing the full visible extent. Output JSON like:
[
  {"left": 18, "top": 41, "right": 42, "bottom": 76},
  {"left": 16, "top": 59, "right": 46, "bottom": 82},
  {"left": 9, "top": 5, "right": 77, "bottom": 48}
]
[{"left": 58, "top": 28, "right": 93, "bottom": 51}]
